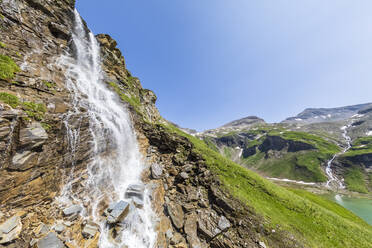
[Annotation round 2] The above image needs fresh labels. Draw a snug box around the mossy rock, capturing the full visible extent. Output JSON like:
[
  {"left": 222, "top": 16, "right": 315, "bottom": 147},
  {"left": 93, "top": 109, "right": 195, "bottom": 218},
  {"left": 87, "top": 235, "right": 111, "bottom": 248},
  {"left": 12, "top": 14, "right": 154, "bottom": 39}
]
[
  {"left": 0, "top": 92, "right": 19, "bottom": 108},
  {"left": 0, "top": 54, "right": 20, "bottom": 80}
]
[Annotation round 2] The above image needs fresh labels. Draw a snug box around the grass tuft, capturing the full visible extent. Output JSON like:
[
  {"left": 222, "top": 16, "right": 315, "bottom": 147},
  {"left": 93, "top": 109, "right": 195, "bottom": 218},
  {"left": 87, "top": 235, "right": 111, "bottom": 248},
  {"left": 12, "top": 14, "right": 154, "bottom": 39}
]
[
  {"left": 344, "top": 166, "right": 368, "bottom": 193},
  {"left": 0, "top": 54, "right": 20, "bottom": 80},
  {"left": 107, "top": 81, "right": 142, "bottom": 114},
  {"left": 0, "top": 92, "right": 19, "bottom": 108}
]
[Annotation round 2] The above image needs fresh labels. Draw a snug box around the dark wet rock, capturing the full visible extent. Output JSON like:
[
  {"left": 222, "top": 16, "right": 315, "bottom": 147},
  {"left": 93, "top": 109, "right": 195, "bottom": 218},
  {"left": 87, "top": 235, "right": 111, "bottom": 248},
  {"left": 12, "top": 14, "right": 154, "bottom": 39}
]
[
  {"left": 125, "top": 184, "right": 145, "bottom": 208},
  {"left": 48, "top": 22, "right": 70, "bottom": 40},
  {"left": 125, "top": 184, "right": 144, "bottom": 200}
]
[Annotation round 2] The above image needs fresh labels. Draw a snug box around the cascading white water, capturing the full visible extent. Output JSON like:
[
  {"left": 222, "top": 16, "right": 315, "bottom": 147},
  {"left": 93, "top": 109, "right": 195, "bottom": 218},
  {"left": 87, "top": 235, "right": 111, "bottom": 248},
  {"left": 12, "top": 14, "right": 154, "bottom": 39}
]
[
  {"left": 57, "top": 10, "right": 157, "bottom": 248},
  {"left": 325, "top": 124, "right": 352, "bottom": 189}
]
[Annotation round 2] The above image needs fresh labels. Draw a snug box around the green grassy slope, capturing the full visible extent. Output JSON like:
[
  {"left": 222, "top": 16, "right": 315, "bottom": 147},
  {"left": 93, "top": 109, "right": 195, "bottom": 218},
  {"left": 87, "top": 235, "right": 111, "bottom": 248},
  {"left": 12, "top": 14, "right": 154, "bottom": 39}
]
[
  {"left": 213, "top": 127, "right": 341, "bottom": 182},
  {"left": 164, "top": 123, "right": 372, "bottom": 248},
  {"left": 343, "top": 137, "right": 372, "bottom": 157},
  {"left": 339, "top": 137, "right": 372, "bottom": 193}
]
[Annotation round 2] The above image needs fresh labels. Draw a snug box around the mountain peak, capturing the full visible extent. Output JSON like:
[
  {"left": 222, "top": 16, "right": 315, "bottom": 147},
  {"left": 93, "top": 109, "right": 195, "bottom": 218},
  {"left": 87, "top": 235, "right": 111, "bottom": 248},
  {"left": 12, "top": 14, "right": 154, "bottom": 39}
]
[
  {"left": 283, "top": 103, "right": 372, "bottom": 124},
  {"left": 222, "top": 116, "right": 265, "bottom": 128}
]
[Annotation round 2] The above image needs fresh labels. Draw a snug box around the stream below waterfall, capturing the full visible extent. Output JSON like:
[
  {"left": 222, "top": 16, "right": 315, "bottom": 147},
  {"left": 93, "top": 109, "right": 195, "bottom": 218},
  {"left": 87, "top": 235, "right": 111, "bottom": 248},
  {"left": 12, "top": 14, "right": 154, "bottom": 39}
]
[{"left": 56, "top": 10, "right": 157, "bottom": 248}]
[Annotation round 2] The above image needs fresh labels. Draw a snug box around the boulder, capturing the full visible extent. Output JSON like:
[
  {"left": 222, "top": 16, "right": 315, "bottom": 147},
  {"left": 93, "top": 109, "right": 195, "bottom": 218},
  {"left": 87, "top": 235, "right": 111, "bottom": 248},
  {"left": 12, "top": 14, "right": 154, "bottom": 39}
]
[
  {"left": 124, "top": 184, "right": 145, "bottom": 208},
  {"left": 82, "top": 221, "right": 99, "bottom": 239},
  {"left": 10, "top": 150, "right": 38, "bottom": 170},
  {"left": 197, "top": 210, "right": 221, "bottom": 240},
  {"left": 184, "top": 213, "right": 202, "bottom": 248},
  {"left": 62, "top": 205, "right": 82, "bottom": 217},
  {"left": 106, "top": 200, "right": 130, "bottom": 224},
  {"left": 151, "top": 163, "right": 163, "bottom": 179},
  {"left": 53, "top": 223, "right": 65, "bottom": 234},
  {"left": 218, "top": 216, "right": 231, "bottom": 231},
  {"left": 0, "top": 215, "right": 22, "bottom": 244},
  {"left": 36, "top": 232, "right": 64, "bottom": 248},
  {"left": 124, "top": 184, "right": 145, "bottom": 200},
  {"left": 167, "top": 202, "right": 184, "bottom": 229},
  {"left": 19, "top": 122, "right": 48, "bottom": 148}
]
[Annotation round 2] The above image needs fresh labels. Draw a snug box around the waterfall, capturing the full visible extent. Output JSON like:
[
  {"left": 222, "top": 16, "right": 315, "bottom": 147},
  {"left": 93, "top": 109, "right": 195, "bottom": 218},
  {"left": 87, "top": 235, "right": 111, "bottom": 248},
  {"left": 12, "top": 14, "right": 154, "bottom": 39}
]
[
  {"left": 57, "top": 10, "right": 157, "bottom": 248},
  {"left": 325, "top": 124, "right": 352, "bottom": 189}
]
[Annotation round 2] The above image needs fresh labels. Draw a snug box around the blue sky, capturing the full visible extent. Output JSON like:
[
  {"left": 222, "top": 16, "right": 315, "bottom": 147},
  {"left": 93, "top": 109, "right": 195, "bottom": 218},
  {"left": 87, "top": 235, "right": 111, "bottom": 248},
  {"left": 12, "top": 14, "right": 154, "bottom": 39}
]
[{"left": 76, "top": 1, "right": 372, "bottom": 131}]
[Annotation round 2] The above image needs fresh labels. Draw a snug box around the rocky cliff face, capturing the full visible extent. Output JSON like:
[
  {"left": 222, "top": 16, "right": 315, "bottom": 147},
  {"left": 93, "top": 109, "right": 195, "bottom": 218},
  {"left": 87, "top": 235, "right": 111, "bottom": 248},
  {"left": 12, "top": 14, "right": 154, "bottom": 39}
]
[
  {"left": 0, "top": 1, "right": 159, "bottom": 247},
  {"left": 0, "top": 0, "right": 74, "bottom": 218},
  {"left": 0, "top": 1, "right": 279, "bottom": 248}
]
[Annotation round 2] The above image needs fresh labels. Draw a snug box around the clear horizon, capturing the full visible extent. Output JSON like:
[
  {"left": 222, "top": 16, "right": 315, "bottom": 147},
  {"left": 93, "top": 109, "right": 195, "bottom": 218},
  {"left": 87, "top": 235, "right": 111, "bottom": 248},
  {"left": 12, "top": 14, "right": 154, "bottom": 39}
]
[{"left": 76, "top": 1, "right": 372, "bottom": 131}]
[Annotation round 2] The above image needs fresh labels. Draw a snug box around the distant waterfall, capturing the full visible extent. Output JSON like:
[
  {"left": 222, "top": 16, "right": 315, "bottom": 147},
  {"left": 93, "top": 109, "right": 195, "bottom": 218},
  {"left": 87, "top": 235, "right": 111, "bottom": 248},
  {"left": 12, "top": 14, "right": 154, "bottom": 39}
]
[
  {"left": 325, "top": 124, "right": 352, "bottom": 189},
  {"left": 57, "top": 9, "right": 156, "bottom": 248}
]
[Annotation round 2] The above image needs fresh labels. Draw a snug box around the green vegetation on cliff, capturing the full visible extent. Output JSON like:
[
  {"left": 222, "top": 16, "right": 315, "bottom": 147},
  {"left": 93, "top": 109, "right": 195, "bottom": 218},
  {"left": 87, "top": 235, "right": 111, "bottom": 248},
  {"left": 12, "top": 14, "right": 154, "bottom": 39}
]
[
  {"left": 0, "top": 92, "right": 46, "bottom": 121},
  {"left": 0, "top": 54, "right": 20, "bottom": 80},
  {"left": 212, "top": 126, "right": 340, "bottom": 182},
  {"left": 342, "top": 137, "right": 372, "bottom": 157},
  {"left": 22, "top": 101, "right": 47, "bottom": 121},
  {"left": 247, "top": 151, "right": 328, "bottom": 182},
  {"left": 107, "top": 81, "right": 141, "bottom": 113},
  {"left": 0, "top": 92, "right": 19, "bottom": 107},
  {"left": 344, "top": 166, "right": 368, "bottom": 193},
  {"left": 163, "top": 123, "right": 372, "bottom": 248}
]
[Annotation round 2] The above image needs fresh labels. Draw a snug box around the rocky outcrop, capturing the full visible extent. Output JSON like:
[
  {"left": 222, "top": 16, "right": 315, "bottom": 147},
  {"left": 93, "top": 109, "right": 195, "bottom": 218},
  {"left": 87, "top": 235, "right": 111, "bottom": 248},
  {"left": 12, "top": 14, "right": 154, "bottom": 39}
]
[
  {"left": 139, "top": 123, "right": 301, "bottom": 248},
  {"left": 96, "top": 34, "right": 160, "bottom": 123},
  {"left": 339, "top": 152, "right": 372, "bottom": 170},
  {"left": 258, "top": 136, "right": 315, "bottom": 154}
]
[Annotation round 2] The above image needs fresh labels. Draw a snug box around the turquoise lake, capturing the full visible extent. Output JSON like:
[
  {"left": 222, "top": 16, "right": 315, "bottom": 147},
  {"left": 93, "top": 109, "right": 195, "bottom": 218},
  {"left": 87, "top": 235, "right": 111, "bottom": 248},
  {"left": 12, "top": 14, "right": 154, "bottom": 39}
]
[{"left": 333, "top": 194, "right": 372, "bottom": 225}]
